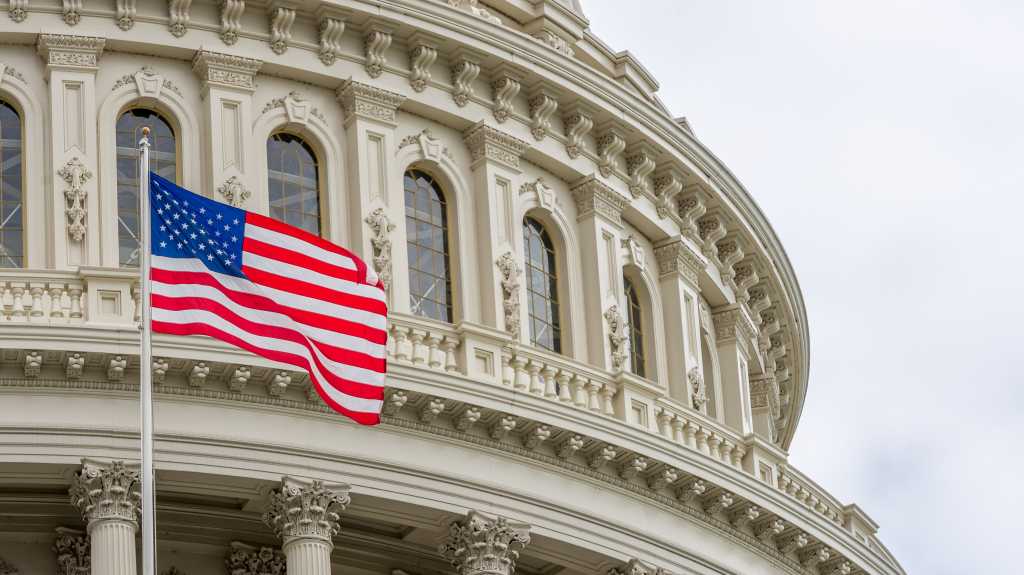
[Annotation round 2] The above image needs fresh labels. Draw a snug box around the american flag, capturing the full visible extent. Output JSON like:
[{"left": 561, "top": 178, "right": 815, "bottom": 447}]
[{"left": 148, "top": 173, "right": 386, "bottom": 424}]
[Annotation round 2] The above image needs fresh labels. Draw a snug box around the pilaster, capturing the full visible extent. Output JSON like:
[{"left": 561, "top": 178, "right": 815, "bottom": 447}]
[
  {"left": 462, "top": 121, "right": 530, "bottom": 333},
  {"left": 750, "top": 373, "right": 780, "bottom": 442},
  {"left": 439, "top": 510, "right": 531, "bottom": 575},
  {"left": 570, "top": 175, "right": 628, "bottom": 368},
  {"left": 192, "top": 50, "right": 261, "bottom": 212},
  {"left": 263, "top": 476, "right": 350, "bottom": 575},
  {"left": 336, "top": 79, "right": 405, "bottom": 306},
  {"left": 37, "top": 34, "right": 104, "bottom": 270},
  {"left": 712, "top": 304, "right": 757, "bottom": 434},
  {"left": 68, "top": 459, "right": 140, "bottom": 575},
  {"left": 653, "top": 237, "right": 706, "bottom": 407}
]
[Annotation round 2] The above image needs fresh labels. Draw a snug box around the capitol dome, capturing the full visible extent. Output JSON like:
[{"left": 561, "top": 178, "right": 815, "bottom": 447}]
[{"left": 0, "top": 1, "right": 905, "bottom": 574}]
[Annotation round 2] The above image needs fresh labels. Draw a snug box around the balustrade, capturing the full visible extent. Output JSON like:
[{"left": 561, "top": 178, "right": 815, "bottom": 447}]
[
  {"left": 500, "top": 346, "right": 616, "bottom": 417},
  {"left": 0, "top": 272, "right": 86, "bottom": 323},
  {"left": 778, "top": 465, "right": 845, "bottom": 526},
  {"left": 387, "top": 314, "right": 461, "bottom": 374},
  {"left": 654, "top": 397, "right": 747, "bottom": 472}
]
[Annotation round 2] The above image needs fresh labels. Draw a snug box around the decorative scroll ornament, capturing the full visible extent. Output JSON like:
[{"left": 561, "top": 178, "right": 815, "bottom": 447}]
[
  {"left": 264, "top": 477, "right": 351, "bottom": 542},
  {"left": 167, "top": 0, "right": 191, "bottom": 37},
  {"left": 8, "top": 0, "right": 28, "bottom": 23},
  {"left": 69, "top": 460, "right": 141, "bottom": 524},
  {"left": 528, "top": 87, "right": 558, "bottom": 141},
  {"left": 268, "top": 1, "right": 297, "bottom": 54},
  {"left": 62, "top": 0, "right": 82, "bottom": 25},
  {"left": 491, "top": 74, "right": 520, "bottom": 123},
  {"left": 363, "top": 27, "right": 392, "bottom": 78},
  {"left": 563, "top": 106, "right": 594, "bottom": 159},
  {"left": 451, "top": 56, "right": 481, "bottom": 107},
  {"left": 226, "top": 544, "right": 285, "bottom": 575},
  {"left": 596, "top": 127, "right": 626, "bottom": 177},
  {"left": 217, "top": 176, "right": 250, "bottom": 207},
  {"left": 219, "top": 0, "right": 245, "bottom": 45},
  {"left": 652, "top": 167, "right": 684, "bottom": 219},
  {"left": 58, "top": 157, "right": 91, "bottom": 242},
  {"left": 439, "top": 510, "right": 531, "bottom": 575},
  {"left": 408, "top": 42, "right": 437, "bottom": 92},
  {"left": 364, "top": 208, "right": 395, "bottom": 291},
  {"left": 496, "top": 252, "right": 522, "bottom": 339},
  {"left": 626, "top": 145, "right": 657, "bottom": 198},
  {"left": 316, "top": 11, "right": 346, "bottom": 65},
  {"left": 53, "top": 528, "right": 89, "bottom": 575},
  {"left": 688, "top": 367, "right": 707, "bottom": 411},
  {"left": 604, "top": 304, "right": 628, "bottom": 372},
  {"left": 115, "top": 0, "right": 136, "bottom": 29},
  {"left": 447, "top": 0, "right": 501, "bottom": 25}
]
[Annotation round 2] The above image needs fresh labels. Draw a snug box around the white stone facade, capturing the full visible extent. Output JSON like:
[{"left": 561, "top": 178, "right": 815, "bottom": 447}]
[{"left": 0, "top": 1, "right": 904, "bottom": 574}]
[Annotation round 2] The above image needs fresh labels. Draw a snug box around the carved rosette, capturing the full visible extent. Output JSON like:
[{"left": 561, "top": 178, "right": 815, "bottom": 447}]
[
  {"left": 217, "top": 176, "right": 250, "bottom": 207},
  {"left": 364, "top": 208, "right": 395, "bottom": 291},
  {"left": 54, "top": 528, "right": 90, "bottom": 575},
  {"left": 439, "top": 510, "right": 531, "bottom": 575},
  {"left": 495, "top": 252, "right": 522, "bottom": 339},
  {"left": 264, "top": 477, "right": 351, "bottom": 543},
  {"left": 8, "top": 0, "right": 28, "bottom": 23},
  {"left": 58, "top": 157, "right": 92, "bottom": 242},
  {"left": 69, "top": 460, "right": 141, "bottom": 526},
  {"left": 604, "top": 304, "right": 628, "bottom": 372}
]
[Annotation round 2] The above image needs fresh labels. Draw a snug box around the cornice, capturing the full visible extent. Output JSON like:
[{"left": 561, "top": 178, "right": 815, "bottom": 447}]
[
  {"left": 462, "top": 121, "right": 531, "bottom": 171},
  {"left": 653, "top": 238, "right": 706, "bottom": 286},
  {"left": 36, "top": 34, "right": 105, "bottom": 71},
  {"left": 335, "top": 79, "right": 405, "bottom": 126},
  {"left": 570, "top": 174, "right": 627, "bottom": 226},
  {"left": 191, "top": 50, "right": 262, "bottom": 92}
]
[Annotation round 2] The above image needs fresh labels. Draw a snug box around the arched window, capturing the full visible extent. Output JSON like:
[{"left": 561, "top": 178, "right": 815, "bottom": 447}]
[
  {"left": 523, "top": 216, "right": 561, "bottom": 353},
  {"left": 624, "top": 276, "right": 646, "bottom": 378},
  {"left": 117, "top": 108, "right": 176, "bottom": 266},
  {"left": 267, "top": 133, "right": 320, "bottom": 235},
  {"left": 701, "top": 332, "right": 717, "bottom": 418},
  {"left": 0, "top": 101, "right": 23, "bottom": 268},
  {"left": 404, "top": 169, "right": 452, "bottom": 322}
]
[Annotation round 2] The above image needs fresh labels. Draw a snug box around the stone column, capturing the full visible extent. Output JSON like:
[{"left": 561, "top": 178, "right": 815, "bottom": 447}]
[
  {"left": 37, "top": 34, "right": 105, "bottom": 270},
  {"left": 439, "top": 510, "right": 531, "bottom": 575},
  {"left": 336, "top": 80, "right": 405, "bottom": 305},
  {"left": 570, "top": 175, "right": 628, "bottom": 367},
  {"left": 264, "top": 476, "right": 351, "bottom": 575},
  {"left": 462, "top": 122, "right": 530, "bottom": 333},
  {"left": 191, "top": 50, "right": 262, "bottom": 209},
  {"left": 712, "top": 305, "right": 757, "bottom": 435},
  {"left": 68, "top": 460, "right": 141, "bottom": 575},
  {"left": 653, "top": 237, "right": 706, "bottom": 408}
]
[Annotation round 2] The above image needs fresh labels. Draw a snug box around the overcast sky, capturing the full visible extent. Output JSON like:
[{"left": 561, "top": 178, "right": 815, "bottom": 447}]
[{"left": 584, "top": 1, "right": 1023, "bottom": 573}]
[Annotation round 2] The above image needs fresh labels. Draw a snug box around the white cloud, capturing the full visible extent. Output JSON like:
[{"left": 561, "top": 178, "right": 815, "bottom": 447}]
[{"left": 584, "top": 1, "right": 1024, "bottom": 573}]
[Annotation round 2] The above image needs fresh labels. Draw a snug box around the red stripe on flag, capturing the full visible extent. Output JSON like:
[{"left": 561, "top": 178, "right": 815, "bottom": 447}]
[
  {"left": 245, "top": 212, "right": 371, "bottom": 283},
  {"left": 241, "top": 264, "right": 387, "bottom": 316}
]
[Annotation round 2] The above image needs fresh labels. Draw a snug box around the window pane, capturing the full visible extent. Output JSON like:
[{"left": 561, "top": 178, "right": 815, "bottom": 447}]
[
  {"left": 267, "top": 133, "right": 320, "bottom": 236},
  {"left": 625, "top": 276, "right": 646, "bottom": 378},
  {"left": 404, "top": 169, "right": 453, "bottom": 323},
  {"left": 117, "top": 109, "right": 176, "bottom": 267},
  {"left": 523, "top": 216, "right": 561, "bottom": 353}
]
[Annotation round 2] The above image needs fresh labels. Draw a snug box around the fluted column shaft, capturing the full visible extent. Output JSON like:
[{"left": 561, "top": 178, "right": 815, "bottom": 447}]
[
  {"left": 89, "top": 518, "right": 138, "bottom": 575},
  {"left": 283, "top": 537, "right": 333, "bottom": 575}
]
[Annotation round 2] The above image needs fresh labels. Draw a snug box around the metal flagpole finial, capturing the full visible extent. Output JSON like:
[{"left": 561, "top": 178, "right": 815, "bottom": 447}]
[{"left": 140, "top": 125, "right": 151, "bottom": 149}]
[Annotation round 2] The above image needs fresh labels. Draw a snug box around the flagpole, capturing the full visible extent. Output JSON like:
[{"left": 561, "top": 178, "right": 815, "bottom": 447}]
[{"left": 138, "top": 126, "right": 157, "bottom": 575}]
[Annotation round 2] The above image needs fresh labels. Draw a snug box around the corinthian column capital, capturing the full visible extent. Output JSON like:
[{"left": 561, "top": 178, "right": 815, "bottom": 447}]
[
  {"left": 439, "top": 510, "right": 531, "bottom": 575},
  {"left": 263, "top": 476, "right": 351, "bottom": 544},
  {"left": 68, "top": 459, "right": 141, "bottom": 527}
]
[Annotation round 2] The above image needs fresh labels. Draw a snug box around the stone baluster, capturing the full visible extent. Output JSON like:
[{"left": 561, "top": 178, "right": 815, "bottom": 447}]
[
  {"left": 264, "top": 476, "right": 351, "bottom": 575},
  {"left": 392, "top": 326, "right": 410, "bottom": 362},
  {"left": 426, "top": 333, "right": 443, "bottom": 369},
  {"left": 0, "top": 283, "right": 10, "bottom": 318},
  {"left": 695, "top": 427, "right": 710, "bottom": 455},
  {"left": 599, "top": 383, "right": 616, "bottom": 416},
  {"left": 501, "top": 353, "right": 513, "bottom": 386},
  {"left": 541, "top": 365, "right": 558, "bottom": 398},
  {"left": 49, "top": 284, "right": 66, "bottom": 320},
  {"left": 26, "top": 284, "right": 43, "bottom": 318},
  {"left": 410, "top": 330, "right": 427, "bottom": 364},
  {"left": 10, "top": 284, "right": 25, "bottom": 318},
  {"left": 555, "top": 370, "right": 572, "bottom": 402},
  {"left": 683, "top": 420, "right": 698, "bottom": 449},
  {"left": 131, "top": 281, "right": 141, "bottom": 323},
  {"left": 439, "top": 510, "right": 530, "bottom": 575},
  {"left": 656, "top": 408, "right": 673, "bottom": 438},
  {"left": 512, "top": 355, "right": 529, "bottom": 391},
  {"left": 526, "top": 360, "right": 543, "bottom": 395},
  {"left": 571, "top": 375, "right": 588, "bottom": 408},
  {"left": 707, "top": 433, "right": 722, "bottom": 460},
  {"left": 68, "top": 285, "right": 83, "bottom": 319},
  {"left": 441, "top": 336, "right": 459, "bottom": 372},
  {"left": 671, "top": 416, "right": 686, "bottom": 444},
  {"left": 69, "top": 459, "right": 141, "bottom": 575},
  {"left": 730, "top": 443, "right": 746, "bottom": 469},
  {"left": 586, "top": 380, "right": 602, "bottom": 412}
]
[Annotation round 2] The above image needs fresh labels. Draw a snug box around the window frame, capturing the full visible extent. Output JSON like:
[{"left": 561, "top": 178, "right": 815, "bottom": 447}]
[
  {"left": 403, "top": 167, "right": 455, "bottom": 323},
  {"left": 266, "top": 130, "right": 324, "bottom": 237},
  {"left": 522, "top": 215, "right": 563, "bottom": 354},
  {"left": 0, "top": 98, "right": 24, "bottom": 269},
  {"left": 624, "top": 274, "right": 647, "bottom": 378}
]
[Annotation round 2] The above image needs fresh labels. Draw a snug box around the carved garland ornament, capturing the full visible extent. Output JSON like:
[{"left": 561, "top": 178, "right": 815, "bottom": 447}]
[
  {"left": 364, "top": 208, "right": 395, "bottom": 291},
  {"left": 496, "top": 252, "right": 522, "bottom": 339},
  {"left": 216, "top": 176, "right": 250, "bottom": 207},
  {"left": 688, "top": 366, "right": 707, "bottom": 411},
  {"left": 58, "top": 157, "right": 92, "bottom": 242},
  {"left": 604, "top": 304, "right": 628, "bottom": 372}
]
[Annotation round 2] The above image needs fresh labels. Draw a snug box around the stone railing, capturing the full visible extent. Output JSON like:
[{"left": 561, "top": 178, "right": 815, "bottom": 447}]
[
  {"left": 777, "top": 464, "right": 845, "bottom": 527},
  {"left": 653, "top": 397, "right": 747, "bottom": 472},
  {"left": 387, "top": 313, "right": 462, "bottom": 374},
  {"left": 500, "top": 344, "right": 617, "bottom": 417},
  {"left": 0, "top": 270, "right": 87, "bottom": 323}
]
